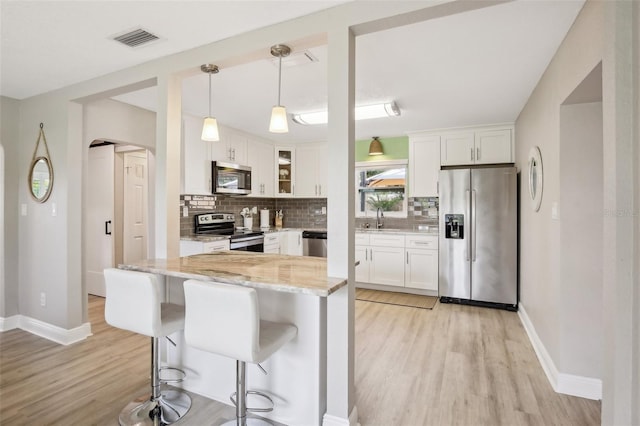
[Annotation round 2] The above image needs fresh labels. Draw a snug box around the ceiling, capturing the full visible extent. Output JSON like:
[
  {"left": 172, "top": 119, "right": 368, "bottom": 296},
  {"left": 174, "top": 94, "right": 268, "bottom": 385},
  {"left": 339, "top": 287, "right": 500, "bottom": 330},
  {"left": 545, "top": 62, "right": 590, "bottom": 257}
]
[{"left": 1, "top": 1, "right": 585, "bottom": 144}]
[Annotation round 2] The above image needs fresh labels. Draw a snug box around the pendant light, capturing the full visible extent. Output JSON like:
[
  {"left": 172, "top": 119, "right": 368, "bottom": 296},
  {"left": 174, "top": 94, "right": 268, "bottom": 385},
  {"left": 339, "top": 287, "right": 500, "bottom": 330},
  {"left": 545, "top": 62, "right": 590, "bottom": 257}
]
[
  {"left": 269, "top": 44, "right": 291, "bottom": 133},
  {"left": 201, "top": 64, "right": 220, "bottom": 141},
  {"left": 368, "top": 136, "right": 384, "bottom": 156}
]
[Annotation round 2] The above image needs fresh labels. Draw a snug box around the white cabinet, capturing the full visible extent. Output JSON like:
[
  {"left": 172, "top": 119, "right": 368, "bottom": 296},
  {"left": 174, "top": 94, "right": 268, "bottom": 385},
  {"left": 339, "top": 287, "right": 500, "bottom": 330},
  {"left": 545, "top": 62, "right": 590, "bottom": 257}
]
[
  {"left": 180, "top": 239, "right": 230, "bottom": 256},
  {"left": 263, "top": 233, "right": 280, "bottom": 254},
  {"left": 474, "top": 128, "right": 513, "bottom": 164},
  {"left": 212, "top": 127, "right": 248, "bottom": 165},
  {"left": 440, "top": 125, "right": 513, "bottom": 166},
  {"left": 181, "top": 114, "right": 212, "bottom": 195},
  {"left": 279, "top": 230, "right": 303, "bottom": 256},
  {"left": 440, "top": 131, "right": 475, "bottom": 166},
  {"left": 404, "top": 235, "right": 438, "bottom": 291},
  {"left": 356, "top": 232, "right": 439, "bottom": 293},
  {"left": 275, "top": 147, "right": 295, "bottom": 197},
  {"left": 296, "top": 144, "right": 328, "bottom": 198},
  {"left": 356, "top": 233, "right": 405, "bottom": 287},
  {"left": 408, "top": 134, "right": 440, "bottom": 197},
  {"left": 247, "top": 138, "right": 274, "bottom": 197}
]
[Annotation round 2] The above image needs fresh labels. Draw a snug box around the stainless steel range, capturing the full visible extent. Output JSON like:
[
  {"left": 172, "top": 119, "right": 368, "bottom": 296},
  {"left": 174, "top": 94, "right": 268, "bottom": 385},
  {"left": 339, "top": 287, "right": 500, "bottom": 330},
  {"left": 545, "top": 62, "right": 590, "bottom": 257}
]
[{"left": 194, "top": 212, "right": 264, "bottom": 252}]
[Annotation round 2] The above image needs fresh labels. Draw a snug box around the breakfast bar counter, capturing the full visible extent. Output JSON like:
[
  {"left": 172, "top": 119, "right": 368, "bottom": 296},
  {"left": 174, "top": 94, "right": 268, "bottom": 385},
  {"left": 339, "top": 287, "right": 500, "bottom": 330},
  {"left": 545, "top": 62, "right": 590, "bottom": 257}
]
[
  {"left": 119, "top": 251, "right": 346, "bottom": 297},
  {"left": 119, "top": 251, "right": 346, "bottom": 426}
]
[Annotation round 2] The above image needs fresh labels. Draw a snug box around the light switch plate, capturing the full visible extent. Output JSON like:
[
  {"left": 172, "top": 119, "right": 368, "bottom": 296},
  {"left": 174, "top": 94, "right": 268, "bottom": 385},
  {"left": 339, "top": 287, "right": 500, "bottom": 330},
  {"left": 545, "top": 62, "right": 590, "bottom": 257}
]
[
  {"left": 183, "top": 206, "right": 189, "bottom": 217},
  {"left": 551, "top": 201, "right": 559, "bottom": 220},
  {"left": 51, "top": 202, "right": 57, "bottom": 217},
  {"left": 21, "top": 204, "right": 27, "bottom": 216}
]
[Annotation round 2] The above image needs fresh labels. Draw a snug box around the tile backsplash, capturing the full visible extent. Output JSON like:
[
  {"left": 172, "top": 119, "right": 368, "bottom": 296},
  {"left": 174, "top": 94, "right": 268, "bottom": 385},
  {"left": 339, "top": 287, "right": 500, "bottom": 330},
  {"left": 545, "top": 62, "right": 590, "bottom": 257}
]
[
  {"left": 180, "top": 195, "right": 437, "bottom": 236},
  {"left": 179, "top": 195, "right": 327, "bottom": 236}
]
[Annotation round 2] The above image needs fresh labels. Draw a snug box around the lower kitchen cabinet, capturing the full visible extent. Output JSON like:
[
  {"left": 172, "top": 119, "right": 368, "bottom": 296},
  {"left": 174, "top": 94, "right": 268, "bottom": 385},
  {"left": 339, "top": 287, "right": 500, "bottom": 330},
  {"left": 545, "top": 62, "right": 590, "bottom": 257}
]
[
  {"left": 404, "top": 234, "right": 438, "bottom": 291},
  {"left": 278, "top": 230, "right": 303, "bottom": 256},
  {"left": 263, "top": 233, "right": 280, "bottom": 254},
  {"left": 180, "top": 239, "right": 230, "bottom": 256},
  {"left": 356, "top": 232, "right": 439, "bottom": 292},
  {"left": 405, "top": 248, "right": 438, "bottom": 291},
  {"left": 369, "top": 246, "right": 405, "bottom": 287},
  {"left": 356, "top": 233, "right": 405, "bottom": 287}
]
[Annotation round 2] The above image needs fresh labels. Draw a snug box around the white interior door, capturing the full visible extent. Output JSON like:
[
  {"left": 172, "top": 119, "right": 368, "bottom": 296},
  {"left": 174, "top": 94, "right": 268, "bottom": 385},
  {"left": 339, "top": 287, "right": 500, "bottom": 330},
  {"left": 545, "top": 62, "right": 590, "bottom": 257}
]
[
  {"left": 86, "top": 145, "right": 114, "bottom": 297},
  {"left": 123, "top": 150, "right": 148, "bottom": 264}
]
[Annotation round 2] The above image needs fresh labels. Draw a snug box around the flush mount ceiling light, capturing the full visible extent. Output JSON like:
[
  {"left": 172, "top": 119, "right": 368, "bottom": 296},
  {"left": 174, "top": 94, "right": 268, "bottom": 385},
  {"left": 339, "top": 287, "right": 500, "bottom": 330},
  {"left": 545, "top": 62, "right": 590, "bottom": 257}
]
[
  {"left": 292, "top": 101, "right": 401, "bottom": 125},
  {"left": 368, "top": 136, "right": 384, "bottom": 156},
  {"left": 201, "top": 64, "right": 220, "bottom": 141},
  {"left": 269, "top": 44, "right": 291, "bottom": 133}
]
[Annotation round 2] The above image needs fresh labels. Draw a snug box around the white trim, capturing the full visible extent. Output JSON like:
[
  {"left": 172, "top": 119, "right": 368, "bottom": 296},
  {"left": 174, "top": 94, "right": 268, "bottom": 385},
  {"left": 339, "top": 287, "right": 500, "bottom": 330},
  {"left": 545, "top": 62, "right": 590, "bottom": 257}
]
[
  {"left": 0, "top": 315, "right": 20, "bottom": 331},
  {"left": 323, "top": 405, "right": 359, "bottom": 426},
  {"left": 0, "top": 315, "right": 92, "bottom": 345},
  {"left": 518, "top": 304, "right": 601, "bottom": 400}
]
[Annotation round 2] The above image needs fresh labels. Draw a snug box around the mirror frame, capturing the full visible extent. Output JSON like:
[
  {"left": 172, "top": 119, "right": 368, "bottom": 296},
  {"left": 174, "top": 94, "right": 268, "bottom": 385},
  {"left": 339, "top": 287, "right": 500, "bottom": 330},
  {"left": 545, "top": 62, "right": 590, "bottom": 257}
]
[
  {"left": 527, "top": 146, "right": 543, "bottom": 212},
  {"left": 28, "top": 155, "right": 54, "bottom": 203}
]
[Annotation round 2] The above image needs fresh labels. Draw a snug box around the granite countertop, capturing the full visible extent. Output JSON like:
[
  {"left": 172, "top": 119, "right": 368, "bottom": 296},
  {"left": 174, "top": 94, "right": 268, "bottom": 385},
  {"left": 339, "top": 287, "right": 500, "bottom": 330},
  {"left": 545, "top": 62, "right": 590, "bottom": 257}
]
[{"left": 119, "top": 251, "right": 346, "bottom": 297}]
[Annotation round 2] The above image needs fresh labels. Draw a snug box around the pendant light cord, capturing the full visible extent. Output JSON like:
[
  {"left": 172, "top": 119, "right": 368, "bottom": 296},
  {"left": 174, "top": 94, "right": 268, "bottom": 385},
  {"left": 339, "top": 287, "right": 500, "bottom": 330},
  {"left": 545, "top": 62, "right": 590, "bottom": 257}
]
[
  {"left": 208, "top": 72, "right": 212, "bottom": 117},
  {"left": 277, "top": 55, "right": 282, "bottom": 107}
]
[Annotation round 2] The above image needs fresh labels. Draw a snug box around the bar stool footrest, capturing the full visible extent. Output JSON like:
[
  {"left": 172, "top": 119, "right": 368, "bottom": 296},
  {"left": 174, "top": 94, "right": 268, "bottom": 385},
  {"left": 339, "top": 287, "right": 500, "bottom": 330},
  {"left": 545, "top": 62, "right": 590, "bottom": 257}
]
[
  {"left": 159, "top": 366, "right": 187, "bottom": 384},
  {"left": 230, "top": 390, "right": 275, "bottom": 413}
]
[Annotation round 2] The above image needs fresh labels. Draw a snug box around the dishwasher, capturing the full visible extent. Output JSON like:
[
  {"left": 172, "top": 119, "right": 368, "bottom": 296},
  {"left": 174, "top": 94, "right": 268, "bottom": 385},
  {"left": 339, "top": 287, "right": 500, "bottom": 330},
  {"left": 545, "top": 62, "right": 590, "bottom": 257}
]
[{"left": 302, "top": 231, "right": 327, "bottom": 257}]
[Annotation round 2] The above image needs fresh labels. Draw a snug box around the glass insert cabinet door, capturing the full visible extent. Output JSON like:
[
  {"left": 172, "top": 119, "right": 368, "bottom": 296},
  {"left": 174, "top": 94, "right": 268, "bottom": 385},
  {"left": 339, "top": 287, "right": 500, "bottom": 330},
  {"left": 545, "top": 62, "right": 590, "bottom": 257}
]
[{"left": 276, "top": 147, "right": 294, "bottom": 196}]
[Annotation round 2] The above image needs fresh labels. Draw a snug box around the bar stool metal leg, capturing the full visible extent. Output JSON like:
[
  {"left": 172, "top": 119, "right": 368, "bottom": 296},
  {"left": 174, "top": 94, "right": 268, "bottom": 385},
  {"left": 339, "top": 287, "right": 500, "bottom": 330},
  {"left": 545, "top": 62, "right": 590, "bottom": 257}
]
[{"left": 119, "top": 337, "right": 191, "bottom": 426}]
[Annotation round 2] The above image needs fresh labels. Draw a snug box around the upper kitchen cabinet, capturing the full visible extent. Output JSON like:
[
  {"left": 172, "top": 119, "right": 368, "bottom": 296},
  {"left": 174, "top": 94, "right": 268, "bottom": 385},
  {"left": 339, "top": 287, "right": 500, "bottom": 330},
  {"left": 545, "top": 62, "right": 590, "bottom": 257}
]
[
  {"left": 275, "top": 147, "right": 295, "bottom": 197},
  {"left": 182, "top": 114, "right": 212, "bottom": 195},
  {"left": 247, "top": 137, "right": 274, "bottom": 197},
  {"left": 212, "top": 126, "right": 248, "bottom": 165},
  {"left": 295, "top": 143, "right": 328, "bottom": 198},
  {"left": 440, "top": 124, "right": 514, "bottom": 166},
  {"left": 408, "top": 134, "right": 440, "bottom": 197}
]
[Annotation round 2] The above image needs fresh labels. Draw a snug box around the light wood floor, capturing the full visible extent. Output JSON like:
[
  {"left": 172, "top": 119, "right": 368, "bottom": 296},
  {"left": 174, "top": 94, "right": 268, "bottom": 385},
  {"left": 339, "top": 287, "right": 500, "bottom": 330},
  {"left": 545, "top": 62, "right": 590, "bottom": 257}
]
[{"left": 0, "top": 296, "right": 600, "bottom": 425}]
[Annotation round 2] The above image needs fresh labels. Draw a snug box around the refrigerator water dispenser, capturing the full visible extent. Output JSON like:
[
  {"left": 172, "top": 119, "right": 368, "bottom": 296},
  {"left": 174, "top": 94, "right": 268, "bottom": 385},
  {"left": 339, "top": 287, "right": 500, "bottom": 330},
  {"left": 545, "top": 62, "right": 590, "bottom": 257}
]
[{"left": 445, "top": 214, "right": 464, "bottom": 239}]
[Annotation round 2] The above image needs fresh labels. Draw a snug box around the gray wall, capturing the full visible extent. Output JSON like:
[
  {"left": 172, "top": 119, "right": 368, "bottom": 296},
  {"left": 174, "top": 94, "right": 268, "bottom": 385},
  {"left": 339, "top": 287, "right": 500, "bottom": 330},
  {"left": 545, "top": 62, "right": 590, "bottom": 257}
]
[{"left": 0, "top": 96, "right": 20, "bottom": 318}]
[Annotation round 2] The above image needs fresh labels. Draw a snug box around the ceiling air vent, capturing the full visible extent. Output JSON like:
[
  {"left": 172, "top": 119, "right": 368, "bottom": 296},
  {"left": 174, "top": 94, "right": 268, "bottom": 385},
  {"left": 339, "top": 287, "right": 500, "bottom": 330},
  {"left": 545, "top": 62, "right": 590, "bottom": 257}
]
[{"left": 112, "top": 28, "right": 160, "bottom": 48}]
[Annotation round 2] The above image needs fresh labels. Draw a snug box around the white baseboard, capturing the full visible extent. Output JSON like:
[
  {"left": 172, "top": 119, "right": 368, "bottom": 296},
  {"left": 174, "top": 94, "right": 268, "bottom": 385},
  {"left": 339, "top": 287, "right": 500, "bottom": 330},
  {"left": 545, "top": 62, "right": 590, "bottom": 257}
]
[
  {"left": 323, "top": 405, "right": 359, "bottom": 426},
  {"left": 518, "top": 304, "right": 602, "bottom": 400},
  {"left": 0, "top": 315, "right": 20, "bottom": 331},
  {"left": 0, "top": 315, "right": 92, "bottom": 345}
]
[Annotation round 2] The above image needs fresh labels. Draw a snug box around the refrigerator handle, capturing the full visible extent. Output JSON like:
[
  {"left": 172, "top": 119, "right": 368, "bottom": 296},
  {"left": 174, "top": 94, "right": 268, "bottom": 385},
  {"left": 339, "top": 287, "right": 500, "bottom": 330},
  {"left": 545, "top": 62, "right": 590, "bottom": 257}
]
[
  {"left": 465, "top": 189, "right": 471, "bottom": 261},
  {"left": 472, "top": 189, "right": 477, "bottom": 261}
]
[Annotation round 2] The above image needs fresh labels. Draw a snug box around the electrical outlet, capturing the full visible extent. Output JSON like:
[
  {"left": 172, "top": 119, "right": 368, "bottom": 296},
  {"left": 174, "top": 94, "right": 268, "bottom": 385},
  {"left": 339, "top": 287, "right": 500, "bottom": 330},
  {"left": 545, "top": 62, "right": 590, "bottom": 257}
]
[{"left": 40, "top": 292, "right": 46, "bottom": 307}]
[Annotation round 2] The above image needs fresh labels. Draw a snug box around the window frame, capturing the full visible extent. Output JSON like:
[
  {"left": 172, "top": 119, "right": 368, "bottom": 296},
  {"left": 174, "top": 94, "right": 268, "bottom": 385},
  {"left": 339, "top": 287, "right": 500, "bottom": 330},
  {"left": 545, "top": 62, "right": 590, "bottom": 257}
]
[{"left": 355, "top": 160, "right": 408, "bottom": 218}]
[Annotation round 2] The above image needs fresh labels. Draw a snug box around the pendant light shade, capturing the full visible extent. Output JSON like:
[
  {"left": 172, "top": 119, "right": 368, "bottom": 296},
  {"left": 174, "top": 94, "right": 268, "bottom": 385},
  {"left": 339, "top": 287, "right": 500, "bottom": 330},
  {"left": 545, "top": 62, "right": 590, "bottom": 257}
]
[
  {"left": 270, "top": 106, "right": 288, "bottom": 133},
  {"left": 269, "top": 44, "right": 291, "bottom": 133},
  {"left": 201, "top": 64, "right": 220, "bottom": 142},
  {"left": 368, "top": 136, "right": 384, "bottom": 156},
  {"left": 201, "top": 117, "right": 220, "bottom": 141}
]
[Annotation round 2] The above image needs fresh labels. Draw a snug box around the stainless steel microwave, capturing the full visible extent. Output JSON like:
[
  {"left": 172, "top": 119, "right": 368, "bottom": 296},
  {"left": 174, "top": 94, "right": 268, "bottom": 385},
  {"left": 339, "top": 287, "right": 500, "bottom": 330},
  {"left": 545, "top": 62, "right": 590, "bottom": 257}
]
[{"left": 212, "top": 161, "right": 252, "bottom": 195}]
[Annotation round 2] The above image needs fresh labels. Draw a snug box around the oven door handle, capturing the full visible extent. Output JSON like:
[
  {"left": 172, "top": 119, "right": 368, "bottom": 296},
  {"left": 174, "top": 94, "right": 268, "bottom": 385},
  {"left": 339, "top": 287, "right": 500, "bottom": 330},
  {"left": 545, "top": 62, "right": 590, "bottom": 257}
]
[{"left": 231, "top": 236, "right": 264, "bottom": 243}]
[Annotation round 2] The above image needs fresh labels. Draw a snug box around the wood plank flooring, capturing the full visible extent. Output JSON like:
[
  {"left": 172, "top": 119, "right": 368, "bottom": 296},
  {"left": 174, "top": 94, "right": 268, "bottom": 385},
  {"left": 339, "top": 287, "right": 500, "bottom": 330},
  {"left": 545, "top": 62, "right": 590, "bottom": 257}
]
[
  {"left": 0, "top": 296, "right": 600, "bottom": 425},
  {"left": 354, "top": 299, "right": 601, "bottom": 425}
]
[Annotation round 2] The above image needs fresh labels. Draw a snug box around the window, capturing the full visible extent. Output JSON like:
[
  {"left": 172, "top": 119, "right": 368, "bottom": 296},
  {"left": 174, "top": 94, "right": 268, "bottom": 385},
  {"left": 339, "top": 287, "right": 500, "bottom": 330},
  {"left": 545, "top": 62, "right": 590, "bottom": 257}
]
[{"left": 355, "top": 160, "right": 407, "bottom": 217}]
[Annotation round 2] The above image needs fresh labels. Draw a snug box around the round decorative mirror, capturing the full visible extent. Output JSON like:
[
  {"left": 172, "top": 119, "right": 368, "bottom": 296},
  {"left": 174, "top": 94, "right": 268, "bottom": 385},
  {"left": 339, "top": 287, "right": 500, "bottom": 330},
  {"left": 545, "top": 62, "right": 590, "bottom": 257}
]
[
  {"left": 29, "top": 156, "right": 54, "bottom": 202},
  {"left": 528, "top": 146, "right": 543, "bottom": 211}
]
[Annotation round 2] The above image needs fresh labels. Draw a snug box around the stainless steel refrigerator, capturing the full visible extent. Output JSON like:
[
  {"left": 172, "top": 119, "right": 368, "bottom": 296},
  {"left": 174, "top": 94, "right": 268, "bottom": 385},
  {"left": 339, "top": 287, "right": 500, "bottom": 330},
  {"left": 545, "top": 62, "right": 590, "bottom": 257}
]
[{"left": 438, "top": 166, "right": 518, "bottom": 310}]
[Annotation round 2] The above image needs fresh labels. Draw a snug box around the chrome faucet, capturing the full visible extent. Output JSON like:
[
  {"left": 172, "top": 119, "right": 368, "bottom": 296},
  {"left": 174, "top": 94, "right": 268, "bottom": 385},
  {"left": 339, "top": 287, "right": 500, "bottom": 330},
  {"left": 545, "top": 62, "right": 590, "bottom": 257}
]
[{"left": 376, "top": 208, "right": 384, "bottom": 229}]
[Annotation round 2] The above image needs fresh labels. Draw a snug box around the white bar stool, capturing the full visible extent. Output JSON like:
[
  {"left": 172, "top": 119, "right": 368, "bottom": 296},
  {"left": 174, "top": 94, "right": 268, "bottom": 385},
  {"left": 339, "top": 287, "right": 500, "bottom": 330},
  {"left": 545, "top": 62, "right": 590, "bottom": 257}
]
[
  {"left": 183, "top": 280, "right": 297, "bottom": 426},
  {"left": 104, "top": 268, "right": 192, "bottom": 425}
]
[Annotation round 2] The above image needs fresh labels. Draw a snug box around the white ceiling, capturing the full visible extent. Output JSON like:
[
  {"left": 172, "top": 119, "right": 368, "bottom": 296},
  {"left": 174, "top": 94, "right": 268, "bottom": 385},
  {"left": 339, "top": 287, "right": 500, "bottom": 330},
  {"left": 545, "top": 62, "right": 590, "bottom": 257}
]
[{"left": 1, "top": 1, "right": 585, "bottom": 144}]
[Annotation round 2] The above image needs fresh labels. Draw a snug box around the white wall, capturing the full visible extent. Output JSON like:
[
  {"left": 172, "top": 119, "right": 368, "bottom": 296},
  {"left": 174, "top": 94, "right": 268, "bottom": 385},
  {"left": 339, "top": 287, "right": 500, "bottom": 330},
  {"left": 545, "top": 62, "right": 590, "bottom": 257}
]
[
  {"left": 84, "top": 98, "right": 156, "bottom": 149},
  {"left": 559, "top": 101, "right": 603, "bottom": 378},
  {"left": 517, "top": 0, "right": 639, "bottom": 422},
  {"left": 0, "top": 96, "right": 20, "bottom": 319},
  {"left": 516, "top": 0, "right": 603, "bottom": 386}
]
